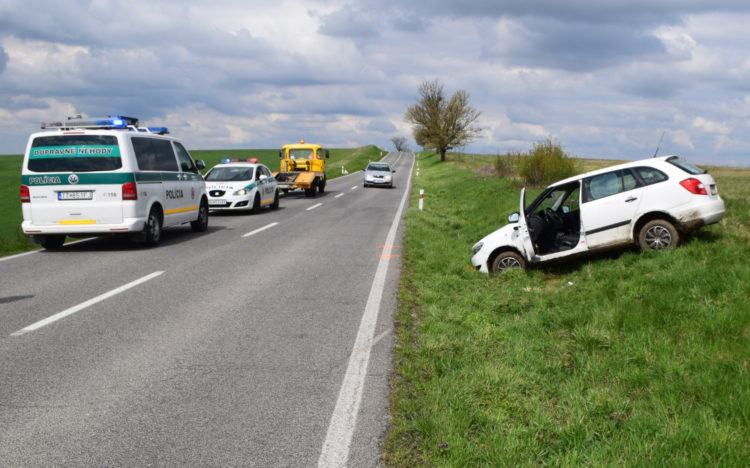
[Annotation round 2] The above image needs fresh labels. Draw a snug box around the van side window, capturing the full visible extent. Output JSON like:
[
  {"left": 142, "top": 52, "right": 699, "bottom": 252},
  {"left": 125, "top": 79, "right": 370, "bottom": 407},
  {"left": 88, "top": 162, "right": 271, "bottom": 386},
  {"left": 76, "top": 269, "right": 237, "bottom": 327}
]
[
  {"left": 133, "top": 137, "right": 178, "bottom": 172},
  {"left": 583, "top": 169, "right": 640, "bottom": 202},
  {"left": 174, "top": 142, "right": 198, "bottom": 173},
  {"left": 634, "top": 166, "right": 668, "bottom": 185}
]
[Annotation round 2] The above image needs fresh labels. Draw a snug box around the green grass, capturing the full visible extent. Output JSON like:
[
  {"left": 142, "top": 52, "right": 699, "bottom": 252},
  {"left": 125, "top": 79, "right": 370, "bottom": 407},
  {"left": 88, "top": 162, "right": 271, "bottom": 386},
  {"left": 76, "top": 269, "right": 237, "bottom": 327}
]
[
  {"left": 384, "top": 152, "right": 750, "bottom": 466},
  {"left": 0, "top": 145, "right": 384, "bottom": 256}
]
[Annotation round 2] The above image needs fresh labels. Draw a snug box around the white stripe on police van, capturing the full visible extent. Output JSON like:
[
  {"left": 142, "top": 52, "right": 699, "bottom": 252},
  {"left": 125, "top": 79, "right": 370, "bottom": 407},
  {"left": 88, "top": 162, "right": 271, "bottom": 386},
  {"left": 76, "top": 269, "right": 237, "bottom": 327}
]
[
  {"left": 11, "top": 271, "right": 164, "bottom": 336},
  {"left": 242, "top": 222, "right": 278, "bottom": 238}
]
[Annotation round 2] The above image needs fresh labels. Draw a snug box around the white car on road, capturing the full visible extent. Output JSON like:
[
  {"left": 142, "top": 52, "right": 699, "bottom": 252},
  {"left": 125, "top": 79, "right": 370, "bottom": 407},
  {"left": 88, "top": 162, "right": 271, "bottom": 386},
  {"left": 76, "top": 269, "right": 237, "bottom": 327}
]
[
  {"left": 205, "top": 159, "right": 279, "bottom": 213},
  {"left": 471, "top": 155, "right": 725, "bottom": 273}
]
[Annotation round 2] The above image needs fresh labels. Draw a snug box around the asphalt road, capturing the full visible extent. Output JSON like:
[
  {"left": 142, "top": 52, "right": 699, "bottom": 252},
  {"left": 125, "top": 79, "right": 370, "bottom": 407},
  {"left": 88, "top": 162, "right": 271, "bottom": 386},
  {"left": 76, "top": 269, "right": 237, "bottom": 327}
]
[{"left": 0, "top": 151, "right": 414, "bottom": 467}]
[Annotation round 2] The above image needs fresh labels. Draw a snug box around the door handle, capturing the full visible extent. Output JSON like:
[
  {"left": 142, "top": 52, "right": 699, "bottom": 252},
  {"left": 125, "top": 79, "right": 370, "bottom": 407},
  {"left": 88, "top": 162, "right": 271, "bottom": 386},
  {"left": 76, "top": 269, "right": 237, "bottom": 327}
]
[{"left": 625, "top": 197, "right": 637, "bottom": 202}]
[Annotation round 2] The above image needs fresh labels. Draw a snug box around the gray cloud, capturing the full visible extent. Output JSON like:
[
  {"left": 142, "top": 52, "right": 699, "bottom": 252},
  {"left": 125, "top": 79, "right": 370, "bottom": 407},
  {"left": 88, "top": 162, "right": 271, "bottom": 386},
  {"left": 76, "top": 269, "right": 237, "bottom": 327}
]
[{"left": 1, "top": 0, "right": 749, "bottom": 166}]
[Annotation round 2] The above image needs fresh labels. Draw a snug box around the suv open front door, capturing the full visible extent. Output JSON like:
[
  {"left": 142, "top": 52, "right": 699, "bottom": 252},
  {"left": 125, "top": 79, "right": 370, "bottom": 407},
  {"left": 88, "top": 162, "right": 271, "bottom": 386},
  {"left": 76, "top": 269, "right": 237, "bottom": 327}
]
[{"left": 517, "top": 187, "right": 538, "bottom": 263}]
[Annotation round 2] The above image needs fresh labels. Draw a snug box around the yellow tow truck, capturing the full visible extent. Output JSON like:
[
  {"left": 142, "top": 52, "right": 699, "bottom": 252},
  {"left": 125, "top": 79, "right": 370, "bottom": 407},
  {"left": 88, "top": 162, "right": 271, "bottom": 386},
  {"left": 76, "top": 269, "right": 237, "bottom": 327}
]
[{"left": 273, "top": 140, "right": 329, "bottom": 197}]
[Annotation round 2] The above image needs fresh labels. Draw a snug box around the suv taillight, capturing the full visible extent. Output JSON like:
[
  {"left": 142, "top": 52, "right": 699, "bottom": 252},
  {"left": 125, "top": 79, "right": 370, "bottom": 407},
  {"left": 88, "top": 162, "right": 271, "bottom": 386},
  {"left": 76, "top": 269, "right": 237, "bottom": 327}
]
[
  {"left": 122, "top": 182, "right": 137, "bottom": 200},
  {"left": 20, "top": 185, "right": 30, "bottom": 203},
  {"left": 679, "top": 178, "right": 707, "bottom": 195}
]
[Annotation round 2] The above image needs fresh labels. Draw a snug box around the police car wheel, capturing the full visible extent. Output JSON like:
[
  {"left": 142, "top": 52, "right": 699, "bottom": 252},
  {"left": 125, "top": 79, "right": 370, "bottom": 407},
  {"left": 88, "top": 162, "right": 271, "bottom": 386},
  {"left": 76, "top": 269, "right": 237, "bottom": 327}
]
[
  {"left": 250, "top": 194, "right": 261, "bottom": 214},
  {"left": 191, "top": 199, "right": 209, "bottom": 232},
  {"left": 270, "top": 190, "right": 279, "bottom": 210},
  {"left": 143, "top": 207, "right": 162, "bottom": 246},
  {"left": 41, "top": 235, "right": 65, "bottom": 250}
]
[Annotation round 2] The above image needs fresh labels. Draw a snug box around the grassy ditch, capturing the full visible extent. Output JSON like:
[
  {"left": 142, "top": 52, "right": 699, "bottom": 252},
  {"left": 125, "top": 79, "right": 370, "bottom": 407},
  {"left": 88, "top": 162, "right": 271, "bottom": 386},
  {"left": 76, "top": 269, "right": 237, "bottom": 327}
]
[
  {"left": 0, "top": 145, "right": 384, "bottom": 257},
  {"left": 384, "top": 152, "right": 749, "bottom": 466}
]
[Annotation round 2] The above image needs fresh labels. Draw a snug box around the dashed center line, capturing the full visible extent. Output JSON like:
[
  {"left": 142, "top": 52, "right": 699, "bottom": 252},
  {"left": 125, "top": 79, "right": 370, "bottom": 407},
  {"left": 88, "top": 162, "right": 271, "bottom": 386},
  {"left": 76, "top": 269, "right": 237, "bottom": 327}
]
[
  {"left": 335, "top": 193, "right": 344, "bottom": 198},
  {"left": 242, "top": 222, "right": 279, "bottom": 238},
  {"left": 307, "top": 203, "right": 323, "bottom": 211},
  {"left": 11, "top": 271, "right": 164, "bottom": 336}
]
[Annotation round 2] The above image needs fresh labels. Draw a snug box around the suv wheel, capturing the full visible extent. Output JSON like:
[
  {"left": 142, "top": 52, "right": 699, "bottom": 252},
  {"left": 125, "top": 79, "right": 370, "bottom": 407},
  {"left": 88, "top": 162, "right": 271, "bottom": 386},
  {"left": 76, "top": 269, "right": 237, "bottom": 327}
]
[
  {"left": 638, "top": 219, "right": 679, "bottom": 250},
  {"left": 491, "top": 251, "right": 526, "bottom": 273}
]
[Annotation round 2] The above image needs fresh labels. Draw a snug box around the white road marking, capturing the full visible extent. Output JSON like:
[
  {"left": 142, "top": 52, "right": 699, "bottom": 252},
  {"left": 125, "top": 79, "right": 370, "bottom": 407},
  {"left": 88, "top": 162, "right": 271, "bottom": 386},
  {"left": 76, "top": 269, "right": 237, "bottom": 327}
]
[
  {"left": 11, "top": 271, "right": 164, "bottom": 336},
  {"left": 334, "top": 193, "right": 344, "bottom": 199},
  {"left": 242, "top": 222, "right": 279, "bottom": 238},
  {"left": 0, "top": 250, "right": 38, "bottom": 262},
  {"left": 318, "top": 154, "right": 414, "bottom": 468},
  {"left": 307, "top": 203, "right": 323, "bottom": 211},
  {"left": 350, "top": 186, "right": 358, "bottom": 190}
]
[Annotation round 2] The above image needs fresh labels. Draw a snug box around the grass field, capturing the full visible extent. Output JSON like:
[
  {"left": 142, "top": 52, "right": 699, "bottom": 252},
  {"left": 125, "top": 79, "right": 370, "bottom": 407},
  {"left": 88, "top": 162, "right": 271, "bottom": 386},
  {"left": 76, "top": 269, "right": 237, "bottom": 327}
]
[
  {"left": 383, "top": 152, "right": 750, "bottom": 466},
  {"left": 0, "top": 144, "right": 383, "bottom": 256}
]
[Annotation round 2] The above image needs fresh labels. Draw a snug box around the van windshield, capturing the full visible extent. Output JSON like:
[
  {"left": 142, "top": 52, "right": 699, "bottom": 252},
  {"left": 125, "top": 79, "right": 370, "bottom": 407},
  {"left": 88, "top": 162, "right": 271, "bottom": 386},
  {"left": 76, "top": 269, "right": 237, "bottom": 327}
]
[{"left": 28, "top": 135, "right": 122, "bottom": 172}]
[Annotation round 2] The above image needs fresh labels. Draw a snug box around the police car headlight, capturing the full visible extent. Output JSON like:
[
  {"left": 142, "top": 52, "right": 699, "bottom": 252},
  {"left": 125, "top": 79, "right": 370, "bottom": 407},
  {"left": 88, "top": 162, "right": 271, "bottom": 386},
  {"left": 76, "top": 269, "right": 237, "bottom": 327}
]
[
  {"left": 365, "top": 175, "right": 374, "bottom": 181},
  {"left": 234, "top": 188, "right": 249, "bottom": 196},
  {"left": 383, "top": 175, "right": 392, "bottom": 181},
  {"left": 472, "top": 241, "right": 484, "bottom": 255}
]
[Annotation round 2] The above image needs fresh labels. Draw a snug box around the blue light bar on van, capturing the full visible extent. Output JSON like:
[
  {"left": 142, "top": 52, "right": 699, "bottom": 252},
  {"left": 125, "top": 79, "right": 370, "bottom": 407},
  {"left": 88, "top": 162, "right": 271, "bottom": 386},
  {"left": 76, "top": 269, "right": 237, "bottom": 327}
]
[{"left": 40, "top": 115, "right": 168, "bottom": 133}]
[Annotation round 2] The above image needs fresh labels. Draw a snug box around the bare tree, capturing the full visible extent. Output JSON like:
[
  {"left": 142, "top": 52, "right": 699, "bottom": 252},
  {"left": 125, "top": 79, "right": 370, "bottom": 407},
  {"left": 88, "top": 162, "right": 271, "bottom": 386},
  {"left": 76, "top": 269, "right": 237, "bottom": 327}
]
[
  {"left": 405, "top": 79, "right": 481, "bottom": 161},
  {"left": 390, "top": 135, "right": 408, "bottom": 152}
]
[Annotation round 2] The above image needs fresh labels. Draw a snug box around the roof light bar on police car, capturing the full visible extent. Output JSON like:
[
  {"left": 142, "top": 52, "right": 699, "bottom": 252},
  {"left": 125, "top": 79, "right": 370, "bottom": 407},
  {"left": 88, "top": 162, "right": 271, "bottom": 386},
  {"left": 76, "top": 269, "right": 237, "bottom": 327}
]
[{"left": 220, "top": 158, "right": 259, "bottom": 163}]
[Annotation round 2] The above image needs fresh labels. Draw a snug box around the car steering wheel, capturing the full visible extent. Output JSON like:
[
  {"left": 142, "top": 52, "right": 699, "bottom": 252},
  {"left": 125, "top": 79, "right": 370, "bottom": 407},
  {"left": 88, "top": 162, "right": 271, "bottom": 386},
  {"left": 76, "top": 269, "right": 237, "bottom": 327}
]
[{"left": 544, "top": 207, "right": 564, "bottom": 225}]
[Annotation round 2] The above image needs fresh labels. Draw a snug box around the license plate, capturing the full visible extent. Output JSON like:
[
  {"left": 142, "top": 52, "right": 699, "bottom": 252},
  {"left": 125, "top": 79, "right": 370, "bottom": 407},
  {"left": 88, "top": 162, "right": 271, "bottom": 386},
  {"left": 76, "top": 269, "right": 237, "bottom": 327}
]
[
  {"left": 58, "top": 191, "right": 93, "bottom": 200},
  {"left": 209, "top": 199, "right": 226, "bottom": 206}
]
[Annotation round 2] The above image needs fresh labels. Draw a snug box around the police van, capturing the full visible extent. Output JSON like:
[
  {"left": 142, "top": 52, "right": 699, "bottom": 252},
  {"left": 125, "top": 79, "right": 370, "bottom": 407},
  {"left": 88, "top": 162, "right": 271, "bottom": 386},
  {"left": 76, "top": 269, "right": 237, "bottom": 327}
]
[{"left": 20, "top": 116, "right": 209, "bottom": 249}]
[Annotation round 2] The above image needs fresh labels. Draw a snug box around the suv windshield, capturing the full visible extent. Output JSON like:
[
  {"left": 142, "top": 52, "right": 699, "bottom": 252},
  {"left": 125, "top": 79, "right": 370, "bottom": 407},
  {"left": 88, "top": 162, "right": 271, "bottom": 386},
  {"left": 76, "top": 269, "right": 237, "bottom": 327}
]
[{"left": 28, "top": 135, "right": 122, "bottom": 172}]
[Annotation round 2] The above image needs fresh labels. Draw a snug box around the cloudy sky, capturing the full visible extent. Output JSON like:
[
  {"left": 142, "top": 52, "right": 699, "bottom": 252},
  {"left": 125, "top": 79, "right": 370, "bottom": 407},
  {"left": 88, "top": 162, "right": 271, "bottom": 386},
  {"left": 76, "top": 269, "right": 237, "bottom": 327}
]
[{"left": 1, "top": 0, "right": 750, "bottom": 167}]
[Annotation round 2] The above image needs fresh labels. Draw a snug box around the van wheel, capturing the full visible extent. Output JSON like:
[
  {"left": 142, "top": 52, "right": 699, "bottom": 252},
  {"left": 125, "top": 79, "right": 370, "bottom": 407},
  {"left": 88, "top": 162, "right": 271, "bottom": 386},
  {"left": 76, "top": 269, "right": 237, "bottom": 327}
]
[
  {"left": 490, "top": 251, "right": 526, "bottom": 273},
  {"left": 143, "top": 207, "right": 162, "bottom": 246},
  {"left": 270, "top": 190, "right": 279, "bottom": 210},
  {"left": 250, "top": 194, "right": 261, "bottom": 214},
  {"left": 638, "top": 219, "right": 679, "bottom": 250},
  {"left": 41, "top": 235, "right": 65, "bottom": 250},
  {"left": 191, "top": 199, "right": 209, "bottom": 232}
]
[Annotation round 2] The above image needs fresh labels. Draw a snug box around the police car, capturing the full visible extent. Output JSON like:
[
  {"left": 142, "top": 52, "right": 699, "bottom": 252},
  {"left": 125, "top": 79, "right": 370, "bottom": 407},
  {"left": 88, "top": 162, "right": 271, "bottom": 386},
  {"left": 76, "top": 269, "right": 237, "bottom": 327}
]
[
  {"left": 20, "top": 115, "right": 209, "bottom": 249},
  {"left": 204, "top": 159, "right": 279, "bottom": 212}
]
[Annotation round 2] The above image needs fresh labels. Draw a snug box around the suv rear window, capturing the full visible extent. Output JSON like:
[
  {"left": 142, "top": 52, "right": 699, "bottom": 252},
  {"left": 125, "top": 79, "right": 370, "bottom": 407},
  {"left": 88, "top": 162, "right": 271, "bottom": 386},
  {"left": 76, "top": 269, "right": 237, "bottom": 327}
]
[
  {"left": 28, "top": 135, "right": 122, "bottom": 172},
  {"left": 666, "top": 156, "right": 706, "bottom": 175}
]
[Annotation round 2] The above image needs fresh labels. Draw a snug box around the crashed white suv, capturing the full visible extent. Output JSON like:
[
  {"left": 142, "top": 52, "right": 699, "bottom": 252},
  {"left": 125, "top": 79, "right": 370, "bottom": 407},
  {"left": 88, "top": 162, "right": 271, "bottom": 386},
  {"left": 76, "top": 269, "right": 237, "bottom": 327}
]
[{"left": 471, "top": 155, "right": 725, "bottom": 273}]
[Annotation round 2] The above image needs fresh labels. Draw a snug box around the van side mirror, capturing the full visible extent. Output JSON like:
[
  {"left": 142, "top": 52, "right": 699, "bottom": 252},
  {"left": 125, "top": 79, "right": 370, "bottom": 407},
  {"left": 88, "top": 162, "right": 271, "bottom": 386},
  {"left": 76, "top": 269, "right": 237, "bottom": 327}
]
[
  {"left": 279, "top": 150, "right": 284, "bottom": 159},
  {"left": 325, "top": 150, "right": 330, "bottom": 159},
  {"left": 195, "top": 160, "right": 206, "bottom": 170},
  {"left": 508, "top": 212, "right": 520, "bottom": 223}
]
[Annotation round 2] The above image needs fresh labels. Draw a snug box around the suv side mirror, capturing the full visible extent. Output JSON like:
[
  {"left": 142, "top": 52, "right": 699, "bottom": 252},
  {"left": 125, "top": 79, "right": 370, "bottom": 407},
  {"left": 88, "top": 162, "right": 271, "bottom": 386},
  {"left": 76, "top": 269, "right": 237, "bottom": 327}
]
[
  {"left": 508, "top": 212, "right": 520, "bottom": 223},
  {"left": 195, "top": 160, "right": 206, "bottom": 170},
  {"left": 325, "top": 150, "right": 330, "bottom": 159}
]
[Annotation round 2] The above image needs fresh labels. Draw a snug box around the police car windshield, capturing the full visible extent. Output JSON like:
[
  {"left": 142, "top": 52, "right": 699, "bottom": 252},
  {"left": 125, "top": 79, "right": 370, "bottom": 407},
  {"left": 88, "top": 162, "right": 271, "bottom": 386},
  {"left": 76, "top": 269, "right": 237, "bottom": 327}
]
[{"left": 206, "top": 166, "right": 254, "bottom": 181}]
